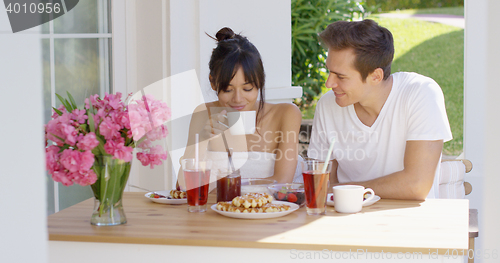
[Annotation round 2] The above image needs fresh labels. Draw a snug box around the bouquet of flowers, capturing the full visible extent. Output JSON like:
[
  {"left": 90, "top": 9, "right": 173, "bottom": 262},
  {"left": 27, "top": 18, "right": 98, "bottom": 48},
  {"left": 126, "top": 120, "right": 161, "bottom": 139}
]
[{"left": 45, "top": 92, "right": 171, "bottom": 225}]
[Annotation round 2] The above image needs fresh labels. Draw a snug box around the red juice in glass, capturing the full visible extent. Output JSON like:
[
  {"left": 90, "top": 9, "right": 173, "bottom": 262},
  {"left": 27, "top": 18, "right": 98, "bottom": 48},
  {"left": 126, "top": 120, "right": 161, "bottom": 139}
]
[
  {"left": 184, "top": 169, "right": 211, "bottom": 211},
  {"left": 217, "top": 173, "right": 241, "bottom": 202},
  {"left": 302, "top": 171, "right": 329, "bottom": 215}
]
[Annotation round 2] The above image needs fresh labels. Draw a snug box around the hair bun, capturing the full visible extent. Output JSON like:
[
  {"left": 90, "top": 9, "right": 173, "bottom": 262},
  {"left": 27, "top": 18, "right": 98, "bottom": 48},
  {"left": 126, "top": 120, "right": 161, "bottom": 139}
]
[{"left": 215, "top": 27, "right": 235, "bottom": 42}]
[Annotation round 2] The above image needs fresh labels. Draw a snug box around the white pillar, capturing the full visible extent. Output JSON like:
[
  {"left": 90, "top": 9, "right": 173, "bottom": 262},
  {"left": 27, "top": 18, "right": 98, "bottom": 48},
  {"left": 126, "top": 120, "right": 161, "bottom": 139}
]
[
  {"left": 0, "top": 4, "right": 48, "bottom": 263},
  {"left": 465, "top": 0, "right": 500, "bottom": 260}
]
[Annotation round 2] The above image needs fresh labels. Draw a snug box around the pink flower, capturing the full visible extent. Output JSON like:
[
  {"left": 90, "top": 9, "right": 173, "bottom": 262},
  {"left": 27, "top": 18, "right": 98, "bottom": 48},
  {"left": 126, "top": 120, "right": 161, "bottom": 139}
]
[
  {"left": 61, "top": 123, "right": 78, "bottom": 146},
  {"left": 46, "top": 92, "right": 172, "bottom": 187},
  {"left": 45, "top": 112, "right": 73, "bottom": 146},
  {"left": 84, "top": 94, "right": 100, "bottom": 110},
  {"left": 72, "top": 170, "right": 97, "bottom": 186},
  {"left": 59, "top": 149, "right": 96, "bottom": 175},
  {"left": 128, "top": 95, "right": 170, "bottom": 141},
  {"left": 104, "top": 140, "right": 133, "bottom": 162},
  {"left": 77, "top": 132, "right": 100, "bottom": 151},
  {"left": 72, "top": 109, "right": 88, "bottom": 124},
  {"left": 79, "top": 150, "right": 95, "bottom": 172},
  {"left": 146, "top": 125, "right": 169, "bottom": 141},
  {"left": 99, "top": 118, "right": 121, "bottom": 140},
  {"left": 136, "top": 145, "right": 167, "bottom": 168},
  {"left": 104, "top": 92, "right": 124, "bottom": 110},
  {"left": 46, "top": 145, "right": 61, "bottom": 174},
  {"left": 59, "top": 149, "right": 82, "bottom": 173},
  {"left": 52, "top": 170, "right": 74, "bottom": 186}
]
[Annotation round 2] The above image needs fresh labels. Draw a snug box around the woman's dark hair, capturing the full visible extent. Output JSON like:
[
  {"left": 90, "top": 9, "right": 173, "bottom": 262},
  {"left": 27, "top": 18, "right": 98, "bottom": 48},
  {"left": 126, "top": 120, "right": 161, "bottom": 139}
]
[
  {"left": 208, "top": 27, "right": 265, "bottom": 123},
  {"left": 319, "top": 19, "right": 394, "bottom": 81}
]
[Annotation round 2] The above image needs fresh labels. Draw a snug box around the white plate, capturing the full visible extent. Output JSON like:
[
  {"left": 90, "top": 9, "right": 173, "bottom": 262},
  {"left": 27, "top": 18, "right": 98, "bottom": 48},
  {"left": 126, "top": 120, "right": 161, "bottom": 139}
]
[
  {"left": 326, "top": 193, "right": 381, "bottom": 207},
  {"left": 211, "top": 201, "right": 299, "bottom": 219},
  {"left": 145, "top": 191, "right": 187, "bottom": 205}
]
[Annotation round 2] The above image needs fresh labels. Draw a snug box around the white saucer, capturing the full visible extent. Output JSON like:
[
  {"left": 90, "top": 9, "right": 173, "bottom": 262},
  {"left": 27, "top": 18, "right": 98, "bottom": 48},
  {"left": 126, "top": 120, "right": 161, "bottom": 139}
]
[
  {"left": 326, "top": 193, "right": 381, "bottom": 207},
  {"left": 145, "top": 190, "right": 187, "bottom": 205}
]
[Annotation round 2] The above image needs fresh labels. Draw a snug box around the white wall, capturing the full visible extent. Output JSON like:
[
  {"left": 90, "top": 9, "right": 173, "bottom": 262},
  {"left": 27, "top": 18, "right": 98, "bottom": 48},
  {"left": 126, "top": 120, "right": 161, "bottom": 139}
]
[
  {"left": 465, "top": 0, "right": 500, "bottom": 261},
  {"left": 114, "top": 0, "right": 298, "bottom": 191},
  {"left": 0, "top": 4, "right": 48, "bottom": 263}
]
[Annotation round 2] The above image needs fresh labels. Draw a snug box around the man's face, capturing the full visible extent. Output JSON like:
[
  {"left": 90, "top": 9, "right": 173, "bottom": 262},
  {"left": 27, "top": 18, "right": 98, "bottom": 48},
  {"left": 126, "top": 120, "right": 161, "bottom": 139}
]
[{"left": 325, "top": 48, "right": 370, "bottom": 107}]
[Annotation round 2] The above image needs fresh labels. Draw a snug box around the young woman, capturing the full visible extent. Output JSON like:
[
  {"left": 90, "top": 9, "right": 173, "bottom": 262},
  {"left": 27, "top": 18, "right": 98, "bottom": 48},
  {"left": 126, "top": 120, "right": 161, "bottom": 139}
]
[{"left": 178, "top": 27, "right": 302, "bottom": 188}]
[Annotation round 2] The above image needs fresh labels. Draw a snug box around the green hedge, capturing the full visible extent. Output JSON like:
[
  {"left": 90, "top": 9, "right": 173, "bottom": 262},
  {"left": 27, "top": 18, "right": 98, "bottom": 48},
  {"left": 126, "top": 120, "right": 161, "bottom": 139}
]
[
  {"left": 366, "top": 0, "right": 463, "bottom": 12},
  {"left": 291, "top": 0, "right": 366, "bottom": 109}
]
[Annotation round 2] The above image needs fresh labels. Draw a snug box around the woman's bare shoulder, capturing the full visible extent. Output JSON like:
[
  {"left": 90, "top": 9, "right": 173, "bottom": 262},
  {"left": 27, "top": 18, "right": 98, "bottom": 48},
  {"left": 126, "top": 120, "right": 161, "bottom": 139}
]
[
  {"left": 268, "top": 102, "right": 301, "bottom": 119},
  {"left": 263, "top": 103, "right": 302, "bottom": 130}
]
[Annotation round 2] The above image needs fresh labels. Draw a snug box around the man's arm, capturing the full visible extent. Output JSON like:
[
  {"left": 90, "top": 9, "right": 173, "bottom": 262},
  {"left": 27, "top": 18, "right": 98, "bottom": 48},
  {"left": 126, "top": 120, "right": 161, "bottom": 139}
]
[{"left": 333, "top": 140, "right": 443, "bottom": 200}]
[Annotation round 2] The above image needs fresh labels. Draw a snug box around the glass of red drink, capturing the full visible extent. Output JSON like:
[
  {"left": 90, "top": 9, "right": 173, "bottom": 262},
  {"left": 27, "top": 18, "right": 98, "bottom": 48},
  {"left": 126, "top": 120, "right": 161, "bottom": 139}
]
[
  {"left": 182, "top": 159, "right": 212, "bottom": 212},
  {"left": 302, "top": 160, "right": 332, "bottom": 215},
  {"left": 216, "top": 169, "right": 241, "bottom": 202}
]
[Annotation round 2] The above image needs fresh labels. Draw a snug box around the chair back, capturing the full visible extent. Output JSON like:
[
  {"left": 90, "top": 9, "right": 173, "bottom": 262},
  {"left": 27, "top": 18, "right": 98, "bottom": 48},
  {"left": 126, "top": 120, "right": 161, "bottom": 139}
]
[{"left": 439, "top": 159, "right": 473, "bottom": 199}]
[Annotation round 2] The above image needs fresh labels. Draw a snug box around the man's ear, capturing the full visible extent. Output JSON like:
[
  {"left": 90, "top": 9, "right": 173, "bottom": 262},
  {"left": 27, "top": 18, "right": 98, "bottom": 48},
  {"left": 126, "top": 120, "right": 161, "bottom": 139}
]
[{"left": 368, "top": 68, "right": 384, "bottom": 85}]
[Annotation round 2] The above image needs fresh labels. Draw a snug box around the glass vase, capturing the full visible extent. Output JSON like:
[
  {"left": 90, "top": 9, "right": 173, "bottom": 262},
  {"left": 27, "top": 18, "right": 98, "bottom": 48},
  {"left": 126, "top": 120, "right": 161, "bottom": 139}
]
[{"left": 90, "top": 156, "right": 131, "bottom": 226}]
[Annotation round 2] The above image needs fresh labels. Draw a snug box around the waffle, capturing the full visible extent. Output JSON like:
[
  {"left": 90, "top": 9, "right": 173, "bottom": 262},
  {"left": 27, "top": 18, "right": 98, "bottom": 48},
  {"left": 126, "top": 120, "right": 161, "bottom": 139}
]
[
  {"left": 170, "top": 189, "right": 187, "bottom": 199},
  {"left": 215, "top": 201, "right": 290, "bottom": 213},
  {"left": 231, "top": 192, "right": 274, "bottom": 208}
]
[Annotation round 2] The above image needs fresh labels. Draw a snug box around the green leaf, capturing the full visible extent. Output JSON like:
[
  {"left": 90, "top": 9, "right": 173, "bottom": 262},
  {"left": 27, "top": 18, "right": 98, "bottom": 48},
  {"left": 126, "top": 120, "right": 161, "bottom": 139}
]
[
  {"left": 87, "top": 97, "right": 96, "bottom": 133},
  {"left": 87, "top": 110, "right": 96, "bottom": 133},
  {"left": 58, "top": 144, "right": 70, "bottom": 153},
  {"left": 50, "top": 133, "right": 65, "bottom": 144},
  {"left": 66, "top": 91, "right": 78, "bottom": 110},
  {"left": 55, "top": 93, "right": 73, "bottom": 112},
  {"left": 52, "top": 107, "right": 63, "bottom": 116}
]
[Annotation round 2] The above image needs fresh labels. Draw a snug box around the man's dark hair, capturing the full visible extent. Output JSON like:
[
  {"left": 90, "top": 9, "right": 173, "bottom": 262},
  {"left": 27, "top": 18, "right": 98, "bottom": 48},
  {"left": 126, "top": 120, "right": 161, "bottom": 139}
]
[{"left": 319, "top": 19, "right": 394, "bottom": 81}]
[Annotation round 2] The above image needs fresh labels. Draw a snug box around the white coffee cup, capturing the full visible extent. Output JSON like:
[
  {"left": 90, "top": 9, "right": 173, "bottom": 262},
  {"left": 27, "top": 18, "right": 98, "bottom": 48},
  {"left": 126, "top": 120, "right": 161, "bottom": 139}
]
[
  {"left": 227, "top": 111, "right": 256, "bottom": 135},
  {"left": 332, "top": 185, "right": 375, "bottom": 213}
]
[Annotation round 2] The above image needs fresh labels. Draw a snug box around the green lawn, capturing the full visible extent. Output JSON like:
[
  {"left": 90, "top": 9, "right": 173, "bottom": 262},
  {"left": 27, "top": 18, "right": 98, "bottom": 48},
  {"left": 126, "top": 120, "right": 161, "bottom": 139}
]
[
  {"left": 386, "top": 6, "right": 464, "bottom": 16},
  {"left": 301, "top": 7, "right": 464, "bottom": 156}
]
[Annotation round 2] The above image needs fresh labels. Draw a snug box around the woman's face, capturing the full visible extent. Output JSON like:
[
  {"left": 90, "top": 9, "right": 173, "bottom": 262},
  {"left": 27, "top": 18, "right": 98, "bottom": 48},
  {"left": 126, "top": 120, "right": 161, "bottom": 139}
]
[{"left": 215, "top": 67, "right": 259, "bottom": 111}]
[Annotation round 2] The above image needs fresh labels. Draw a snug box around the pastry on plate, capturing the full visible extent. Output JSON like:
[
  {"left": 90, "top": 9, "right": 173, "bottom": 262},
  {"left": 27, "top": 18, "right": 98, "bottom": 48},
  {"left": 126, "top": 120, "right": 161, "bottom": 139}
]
[
  {"left": 170, "top": 189, "right": 187, "bottom": 199},
  {"left": 231, "top": 192, "right": 273, "bottom": 208}
]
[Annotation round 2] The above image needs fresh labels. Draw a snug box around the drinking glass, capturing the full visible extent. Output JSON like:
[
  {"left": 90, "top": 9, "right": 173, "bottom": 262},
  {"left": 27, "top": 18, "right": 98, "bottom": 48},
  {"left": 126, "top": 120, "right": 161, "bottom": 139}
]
[
  {"left": 216, "top": 169, "right": 241, "bottom": 202},
  {"left": 182, "top": 159, "right": 212, "bottom": 212},
  {"left": 302, "top": 160, "right": 332, "bottom": 215}
]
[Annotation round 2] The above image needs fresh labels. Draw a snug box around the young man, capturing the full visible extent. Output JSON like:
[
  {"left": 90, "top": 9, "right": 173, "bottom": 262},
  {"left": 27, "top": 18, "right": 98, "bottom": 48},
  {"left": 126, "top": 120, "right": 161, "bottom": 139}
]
[{"left": 307, "top": 19, "right": 452, "bottom": 200}]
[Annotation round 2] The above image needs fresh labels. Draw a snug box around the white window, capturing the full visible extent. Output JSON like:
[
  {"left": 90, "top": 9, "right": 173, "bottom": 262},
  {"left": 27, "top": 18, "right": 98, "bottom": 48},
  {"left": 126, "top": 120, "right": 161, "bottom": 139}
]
[{"left": 44, "top": 0, "right": 112, "bottom": 214}]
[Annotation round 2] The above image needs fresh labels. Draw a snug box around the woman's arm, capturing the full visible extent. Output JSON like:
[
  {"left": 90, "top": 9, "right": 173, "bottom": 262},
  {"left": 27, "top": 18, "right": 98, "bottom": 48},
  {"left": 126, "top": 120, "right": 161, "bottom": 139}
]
[
  {"left": 176, "top": 104, "right": 228, "bottom": 189},
  {"left": 269, "top": 103, "right": 302, "bottom": 183}
]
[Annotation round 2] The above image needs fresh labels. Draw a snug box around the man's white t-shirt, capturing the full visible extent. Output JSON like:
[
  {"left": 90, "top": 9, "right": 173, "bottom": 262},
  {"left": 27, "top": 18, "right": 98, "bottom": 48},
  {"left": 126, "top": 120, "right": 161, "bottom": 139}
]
[{"left": 307, "top": 72, "right": 453, "bottom": 198}]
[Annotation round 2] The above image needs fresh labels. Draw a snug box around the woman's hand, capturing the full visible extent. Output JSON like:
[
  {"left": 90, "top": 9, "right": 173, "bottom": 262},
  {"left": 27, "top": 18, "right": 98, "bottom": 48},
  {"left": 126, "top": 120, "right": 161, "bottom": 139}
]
[{"left": 201, "top": 110, "right": 228, "bottom": 140}]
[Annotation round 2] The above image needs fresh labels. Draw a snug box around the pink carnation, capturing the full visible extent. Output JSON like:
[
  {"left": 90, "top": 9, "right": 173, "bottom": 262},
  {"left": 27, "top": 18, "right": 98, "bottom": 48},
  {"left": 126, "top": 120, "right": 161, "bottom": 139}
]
[
  {"left": 72, "top": 109, "right": 88, "bottom": 124},
  {"left": 46, "top": 145, "right": 61, "bottom": 174},
  {"left": 59, "top": 149, "right": 95, "bottom": 174},
  {"left": 46, "top": 92, "right": 171, "bottom": 187},
  {"left": 72, "top": 170, "right": 97, "bottom": 186},
  {"left": 76, "top": 132, "right": 100, "bottom": 151},
  {"left": 59, "top": 149, "right": 81, "bottom": 173},
  {"left": 99, "top": 118, "right": 122, "bottom": 140},
  {"left": 45, "top": 112, "right": 73, "bottom": 146},
  {"left": 104, "top": 140, "right": 133, "bottom": 162},
  {"left": 103, "top": 92, "right": 124, "bottom": 110},
  {"left": 146, "top": 124, "right": 168, "bottom": 141},
  {"left": 79, "top": 150, "right": 95, "bottom": 172},
  {"left": 52, "top": 170, "right": 74, "bottom": 186},
  {"left": 128, "top": 94, "right": 170, "bottom": 141},
  {"left": 136, "top": 145, "right": 167, "bottom": 169}
]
